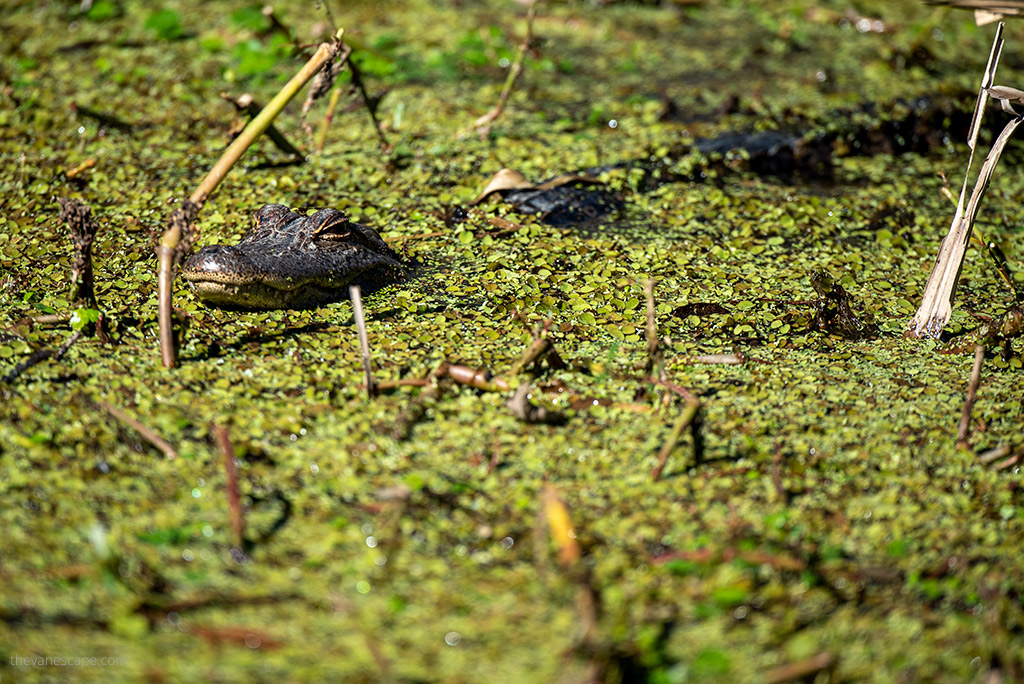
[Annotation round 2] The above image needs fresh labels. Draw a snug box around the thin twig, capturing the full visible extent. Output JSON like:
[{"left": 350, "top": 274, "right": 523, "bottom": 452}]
[
  {"left": 220, "top": 92, "right": 303, "bottom": 158},
  {"left": 762, "top": 652, "right": 834, "bottom": 684},
  {"left": 510, "top": 336, "right": 565, "bottom": 376},
  {"left": 346, "top": 56, "right": 389, "bottom": 150},
  {"left": 978, "top": 444, "right": 1012, "bottom": 464},
  {"left": 472, "top": 0, "right": 540, "bottom": 133},
  {"left": 26, "top": 313, "right": 71, "bottom": 325},
  {"left": 643, "top": 278, "right": 662, "bottom": 378},
  {"left": 349, "top": 285, "right": 376, "bottom": 398},
  {"left": 957, "top": 344, "right": 986, "bottom": 449},
  {"left": 1, "top": 330, "right": 82, "bottom": 384},
  {"left": 651, "top": 397, "right": 702, "bottom": 481},
  {"left": 315, "top": 88, "right": 343, "bottom": 155},
  {"left": 213, "top": 425, "right": 246, "bottom": 550},
  {"left": 994, "top": 453, "right": 1021, "bottom": 470},
  {"left": 57, "top": 197, "right": 99, "bottom": 311},
  {"left": 97, "top": 399, "right": 177, "bottom": 460}
]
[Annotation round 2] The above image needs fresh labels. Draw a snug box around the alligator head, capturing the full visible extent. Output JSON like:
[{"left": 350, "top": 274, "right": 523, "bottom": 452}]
[{"left": 181, "top": 204, "right": 406, "bottom": 310}]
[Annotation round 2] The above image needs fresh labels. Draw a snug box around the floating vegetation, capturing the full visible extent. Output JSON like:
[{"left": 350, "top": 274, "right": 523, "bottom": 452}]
[{"left": 2, "top": 2, "right": 1024, "bottom": 683}]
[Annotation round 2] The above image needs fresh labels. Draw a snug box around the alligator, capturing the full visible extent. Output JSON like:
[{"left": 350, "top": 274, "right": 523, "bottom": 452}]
[
  {"left": 181, "top": 203, "right": 405, "bottom": 310},
  {"left": 182, "top": 97, "right": 974, "bottom": 309},
  {"left": 488, "top": 95, "right": 975, "bottom": 226}
]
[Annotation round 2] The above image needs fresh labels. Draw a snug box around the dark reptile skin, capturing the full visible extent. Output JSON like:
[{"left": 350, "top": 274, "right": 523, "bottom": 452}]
[{"left": 181, "top": 204, "right": 406, "bottom": 309}]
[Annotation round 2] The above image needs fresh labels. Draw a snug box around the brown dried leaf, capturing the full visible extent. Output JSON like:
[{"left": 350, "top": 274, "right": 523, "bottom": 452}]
[{"left": 470, "top": 168, "right": 535, "bottom": 205}]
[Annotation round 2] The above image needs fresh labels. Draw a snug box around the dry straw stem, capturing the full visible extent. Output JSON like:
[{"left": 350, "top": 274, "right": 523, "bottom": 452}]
[
  {"left": 927, "top": 0, "right": 1024, "bottom": 25},
  {"left": 541, "top": 484, "right": 580, "bottom": 567},
  {"left": 315, "top": 88, "right": 343, "bottom": 154},
  {"left": 157, "top": 33, "right": 345, "bottom": 368},
  {"left": 907, "top": 23, "right": 1015, "bottom": 338}
]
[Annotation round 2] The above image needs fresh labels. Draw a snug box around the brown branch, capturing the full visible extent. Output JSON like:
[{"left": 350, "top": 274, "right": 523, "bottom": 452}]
[
  {"left": 510, "top": 336, "right": 565, "bottom": 376},
  {"left": 213, "top": 425, "right": 245, "bottom": 550},
  {"left": 220, "top": 92, "right": 303, "bottom": 158},
  {"left": 97, "top": 399, "right": 177, "bottom": 460},
  {"left": 158, "top": 201, "right": 199, "bottom": 368},
  {"left": 472, "top": 0, "right": 540, "bottom": 133},
  {"left": 57, "top": 197, "right": 99, "bottom": 311},
  {"left": 762, "top": 652, "right": 834, "bottom": 684},
  {"left": 444, "top": 363, "right": 510, "bottom": 392},
  {"left": 651, "top": 397, "right": 702, "bottom": 481},
  {"left": 643, "top": 278, "right": 662, "bottom": 378},
  {"left": 957, "top": 344, "right": 986, "bottom": 449},
  {"left": 1, "top": 330, "right": 82, "bottom": 384}
]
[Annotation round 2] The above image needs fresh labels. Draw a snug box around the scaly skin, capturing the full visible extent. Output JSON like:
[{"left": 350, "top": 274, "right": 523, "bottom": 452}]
[{"left": 181, "top": 204, "right": 405, "bottom": 310}]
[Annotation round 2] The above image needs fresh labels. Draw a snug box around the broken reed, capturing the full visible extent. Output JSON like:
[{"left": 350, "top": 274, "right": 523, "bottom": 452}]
[{"left": 907, "top": 22, "right": 1024, "bottom": 338}]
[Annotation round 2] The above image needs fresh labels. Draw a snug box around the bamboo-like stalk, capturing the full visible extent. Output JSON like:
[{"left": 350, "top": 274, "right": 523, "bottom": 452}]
[{"left": 158, "top": 34, "right": 344, "bottom": 368}]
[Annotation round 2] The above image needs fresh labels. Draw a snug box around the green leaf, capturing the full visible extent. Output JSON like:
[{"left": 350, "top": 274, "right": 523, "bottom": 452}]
[
  {"left": 145, "top": 9, "right": 183, "bottom": 41},
  {"left": 70, "top": 307, "right": 100, "bottom": 331},
  {"left": 85, "top": 0, "right": 119, "bottom": 21},
  {"left": 230, "top": 6, "right": 270, "bottom": 32}
]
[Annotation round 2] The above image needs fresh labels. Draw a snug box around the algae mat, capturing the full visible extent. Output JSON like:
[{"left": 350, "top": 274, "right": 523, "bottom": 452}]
[{"left": 2, "top": 1, "right": 1023, "bottom": 682}]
